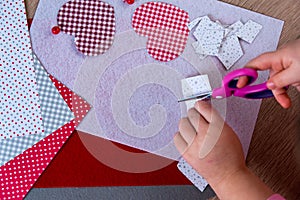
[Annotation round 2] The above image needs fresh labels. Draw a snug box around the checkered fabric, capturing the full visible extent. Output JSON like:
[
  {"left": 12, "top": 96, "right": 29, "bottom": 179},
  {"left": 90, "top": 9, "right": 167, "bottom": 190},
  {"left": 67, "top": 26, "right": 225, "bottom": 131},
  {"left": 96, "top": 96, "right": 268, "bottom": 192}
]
[
  {"left": 0, "top": 55, "right": 74, "bottom": 166},
  {"left": 132, "top": 2, "right": 190, "bottom": 62},
  {"left": 57, "top": 0, "right": 116, "bottom": 56}
]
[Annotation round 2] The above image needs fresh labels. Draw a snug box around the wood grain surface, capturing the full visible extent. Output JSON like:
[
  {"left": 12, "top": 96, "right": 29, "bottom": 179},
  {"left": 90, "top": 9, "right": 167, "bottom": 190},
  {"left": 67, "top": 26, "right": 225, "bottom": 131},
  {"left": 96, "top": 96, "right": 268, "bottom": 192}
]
[{"left": 24, "top": 0, "right": 300, "bottom": 199}]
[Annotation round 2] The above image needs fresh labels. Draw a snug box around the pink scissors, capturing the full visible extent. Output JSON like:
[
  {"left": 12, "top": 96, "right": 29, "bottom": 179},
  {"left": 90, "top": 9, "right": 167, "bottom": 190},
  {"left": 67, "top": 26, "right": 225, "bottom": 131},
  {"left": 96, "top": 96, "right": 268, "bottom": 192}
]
[{"left": 178, "top": 68, "right": 274, "bottom": 102}]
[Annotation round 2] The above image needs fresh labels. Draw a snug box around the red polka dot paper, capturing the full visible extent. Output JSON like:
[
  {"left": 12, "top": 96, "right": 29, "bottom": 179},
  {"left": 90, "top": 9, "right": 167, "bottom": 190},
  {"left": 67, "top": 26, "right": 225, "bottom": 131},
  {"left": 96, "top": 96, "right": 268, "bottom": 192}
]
[
  {"left": 0, "top": 76, "right": 91, "bottom": 200},
  {"left": 132, "top": 2, "right": 190, "bottom": 62},
  {"left": 0, "top": 0, "right": 44, "bottom": 139},
  {"left": 57, "top": 0, "right": 116, "bottom": 56}
]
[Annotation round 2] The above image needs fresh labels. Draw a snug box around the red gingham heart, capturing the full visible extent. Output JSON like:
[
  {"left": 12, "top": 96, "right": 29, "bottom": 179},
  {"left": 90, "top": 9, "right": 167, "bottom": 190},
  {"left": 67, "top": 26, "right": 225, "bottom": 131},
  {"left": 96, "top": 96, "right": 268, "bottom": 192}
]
[
  {"left": 132, "top": 2, "right": 190, "bottom": 62},
  {"left": 57, "top": 0, "right": 116, "bottom": 56}
]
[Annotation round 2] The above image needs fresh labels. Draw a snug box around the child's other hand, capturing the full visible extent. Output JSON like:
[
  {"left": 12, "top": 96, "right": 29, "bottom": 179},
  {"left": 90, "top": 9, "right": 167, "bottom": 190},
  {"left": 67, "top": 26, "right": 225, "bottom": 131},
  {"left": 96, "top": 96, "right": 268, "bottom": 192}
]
[
  {"left": 173, "top": 101, "right": 245, "bottom": 187},
  {"left": 174, "top": 101, "right": 274, "bottom": 199},
  {"left": 238, "top": 39, "right": 300, "bottom": 108}
]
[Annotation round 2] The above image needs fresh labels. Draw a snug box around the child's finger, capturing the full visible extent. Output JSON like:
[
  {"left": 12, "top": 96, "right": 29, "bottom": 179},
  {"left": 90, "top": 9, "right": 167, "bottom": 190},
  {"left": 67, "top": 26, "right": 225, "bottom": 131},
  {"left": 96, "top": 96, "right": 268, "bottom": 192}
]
[
  {"left": 173, "top": 132, "right": 188, "bottom": 155},
  {"left": 246, "top": 51, "right": 280, "bottom": 71},
  {"left": 178, "top": 118, "right": 197, "bottom": 146},
  {"left": 267, "top": 66, "right": 300, "bottom": 89},
  {"left": 294, "top": 83, "right": 300, "bottom": 92},
  {"left": 194, "top": 101, "right": 226, "bottom": 159},
  {"left": 272, "top": 88, "right": 291, "bottom": 108},
  {"left": 194, "top": 101, "right": 213, "bottom": 123},
  {"left": 236, "top": 76, "right": 249, "bottom": 88},
  {"left": 187, "top": 108, "right": 209, "bottom": 133}
]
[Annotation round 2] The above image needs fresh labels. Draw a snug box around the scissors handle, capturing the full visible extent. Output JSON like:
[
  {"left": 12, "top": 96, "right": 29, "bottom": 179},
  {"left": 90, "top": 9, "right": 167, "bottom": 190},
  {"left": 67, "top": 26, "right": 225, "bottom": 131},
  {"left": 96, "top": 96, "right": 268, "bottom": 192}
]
[
  {"left": 211, "top": 68, "right": 274, "bottom": 99},
  {"left": 233, "top": 82, "right": 274, "bottom": 99}
]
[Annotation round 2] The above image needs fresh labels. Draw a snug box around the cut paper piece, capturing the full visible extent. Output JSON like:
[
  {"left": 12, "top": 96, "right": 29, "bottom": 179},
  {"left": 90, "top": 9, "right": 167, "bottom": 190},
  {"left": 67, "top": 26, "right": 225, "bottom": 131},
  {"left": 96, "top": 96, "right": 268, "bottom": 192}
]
[
  {"left": 192, "top": 42, "right": 207, "bottom": 60},
  {"left": 218, "top": 36, "right": 244, "bottom": 70},
  {"left": 181, "top": 74, "right": 212, "bottom": 110},
  {"left": 177, "top": 158, "right": 208, "bottom": 192},
  {"left": 0, "top": 76, "right": 91, "bottom": 200},
  {"left": 201, "top": 43, "right": 222, "bottom": 56},
  {"left": 200, "top": 29, "right": 224, "bottom": 46},
  {"left": 0, "top": 0, "right": 43, "bottom": 139},
  {"left": 189, "top": 16, "right": 262, "bottom": 70},
  {"left": 188, "top": 17, "right": 203, "bottom": 31},
  {"left": 57, "top": 0, "right": 116, "bottom": 56},
  {"left": 132, "top": 2, "right": 190, "bottom": 62},
  {"left": 0, "top": 55, "right": 74, "bottom": 166},
  {"left": 196, "top": 28, "right": 224, "bottom": 56},
  {"left": 226, "top": 21, "right": 244, "bottom": 37},
  {"left": 192, "top": 16, "right": 224, "bottom": 41},
  {"left": 236, "top": 20, "right": 263, "bottom": 43}
]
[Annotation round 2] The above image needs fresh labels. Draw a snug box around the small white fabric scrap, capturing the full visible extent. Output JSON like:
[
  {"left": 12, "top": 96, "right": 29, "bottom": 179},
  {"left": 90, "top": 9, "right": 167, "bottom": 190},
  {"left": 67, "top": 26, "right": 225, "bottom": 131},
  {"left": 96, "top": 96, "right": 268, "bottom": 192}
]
[
  {"left": 188, "top": 16, "right": 262, "bottom": 70},
  {"left": 181, "top": 74, "right": 212, "bottom": 110},
  {"left": 177, "top": 157, "right": 208, "bottom": 192},
  {"left": 236, "top": 20, "right": 263, "bottom": 43}
]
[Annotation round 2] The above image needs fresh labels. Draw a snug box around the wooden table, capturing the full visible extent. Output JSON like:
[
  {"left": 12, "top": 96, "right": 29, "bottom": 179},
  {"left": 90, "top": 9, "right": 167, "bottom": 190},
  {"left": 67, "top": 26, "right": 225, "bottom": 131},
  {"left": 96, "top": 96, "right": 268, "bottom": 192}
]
[
  {"left": 25, "top": 0, "right": 300, "bottom": 199},
  {"left": 223, "top": 1, "right": 300, "bottom": 199}
]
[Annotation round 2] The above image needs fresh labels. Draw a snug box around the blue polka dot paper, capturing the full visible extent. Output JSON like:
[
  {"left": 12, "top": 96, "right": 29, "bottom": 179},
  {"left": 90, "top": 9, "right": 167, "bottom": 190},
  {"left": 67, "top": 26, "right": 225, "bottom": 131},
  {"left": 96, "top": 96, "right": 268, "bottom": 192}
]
[
  {"left": 0, "top": 55, "right": 74, "bottom": 166},
  {"left": 0, "top": 0, "right": 44, "bottom": 139}
]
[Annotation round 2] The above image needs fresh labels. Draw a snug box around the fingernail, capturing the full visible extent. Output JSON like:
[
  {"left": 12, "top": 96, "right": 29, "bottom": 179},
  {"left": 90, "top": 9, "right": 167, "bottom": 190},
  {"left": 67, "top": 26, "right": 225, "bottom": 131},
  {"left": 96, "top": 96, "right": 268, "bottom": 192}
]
[{"left": 267, "top": 82, "right": 276, "bottom": 90}]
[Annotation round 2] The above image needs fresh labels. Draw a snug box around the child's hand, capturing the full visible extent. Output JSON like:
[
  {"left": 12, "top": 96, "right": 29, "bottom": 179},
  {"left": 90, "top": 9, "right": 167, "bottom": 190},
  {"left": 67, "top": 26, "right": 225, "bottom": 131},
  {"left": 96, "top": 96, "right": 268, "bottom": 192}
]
[
  {"left": 174, "top": 101, "right": 245, "bottom": 186},
  {"left": 174, "top": 101, "right": 274, "bottom": 199},
  {"left": 238, "top": 39, "right": 300, "bottom": 108}
]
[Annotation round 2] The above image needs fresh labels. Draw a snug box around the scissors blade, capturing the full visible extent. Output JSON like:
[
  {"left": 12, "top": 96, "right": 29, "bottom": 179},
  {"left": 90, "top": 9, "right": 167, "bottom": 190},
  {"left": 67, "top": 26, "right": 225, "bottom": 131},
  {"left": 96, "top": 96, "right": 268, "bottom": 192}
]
[{"left": 178, "top": 91, "right": 212, "bottom": 102}]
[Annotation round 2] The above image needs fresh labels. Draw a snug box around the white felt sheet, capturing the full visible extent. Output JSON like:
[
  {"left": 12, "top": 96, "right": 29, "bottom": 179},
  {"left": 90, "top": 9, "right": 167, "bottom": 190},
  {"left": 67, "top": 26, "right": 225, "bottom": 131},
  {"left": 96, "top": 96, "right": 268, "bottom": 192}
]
[{"left": 31, "top": 0, "right": 284, "bottom": 161}]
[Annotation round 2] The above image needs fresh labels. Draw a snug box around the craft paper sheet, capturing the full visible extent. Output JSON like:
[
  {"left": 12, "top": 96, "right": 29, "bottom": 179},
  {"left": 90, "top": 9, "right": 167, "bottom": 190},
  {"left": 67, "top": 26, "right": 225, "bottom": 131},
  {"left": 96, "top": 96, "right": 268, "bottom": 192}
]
[
  {"left": 0, "top": 0, "right": 43, "bottom": 139},
  {"left": 31, "top": 0, "right": 284, "bottom": 161},
  {"left": 0, "top": 76, "right": 91, "bottom": 200},
  {"left": 0, "top": 55, "right": 74, "bottom": 166}
]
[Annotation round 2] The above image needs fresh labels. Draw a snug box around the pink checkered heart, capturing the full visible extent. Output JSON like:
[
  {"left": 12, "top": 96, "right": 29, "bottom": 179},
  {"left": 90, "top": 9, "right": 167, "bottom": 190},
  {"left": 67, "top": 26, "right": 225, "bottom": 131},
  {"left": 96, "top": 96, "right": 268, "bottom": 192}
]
[
  {"left": 132, "top": 2, "right": 190, "bottom": 62},
  {"left": 57, "top": 0, "right": 116, "bottom": 56}
]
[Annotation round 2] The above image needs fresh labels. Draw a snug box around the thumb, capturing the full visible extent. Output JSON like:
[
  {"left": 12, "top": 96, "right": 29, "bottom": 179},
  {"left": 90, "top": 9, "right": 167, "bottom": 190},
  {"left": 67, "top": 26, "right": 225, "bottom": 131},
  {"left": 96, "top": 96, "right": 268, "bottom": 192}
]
[{"left": 267, "top": 67, "right": 300, "bottom": 89}]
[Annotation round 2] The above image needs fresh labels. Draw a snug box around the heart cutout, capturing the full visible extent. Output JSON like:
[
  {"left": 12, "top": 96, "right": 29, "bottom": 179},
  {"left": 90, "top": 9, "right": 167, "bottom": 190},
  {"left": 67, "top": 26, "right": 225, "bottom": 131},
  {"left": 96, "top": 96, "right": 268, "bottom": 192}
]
[
  {"left": 57, "top": 0, "right": 116, "bottom": 56},
  {"left": 132, "top": 2, "right": 190, "bottom": 62}
]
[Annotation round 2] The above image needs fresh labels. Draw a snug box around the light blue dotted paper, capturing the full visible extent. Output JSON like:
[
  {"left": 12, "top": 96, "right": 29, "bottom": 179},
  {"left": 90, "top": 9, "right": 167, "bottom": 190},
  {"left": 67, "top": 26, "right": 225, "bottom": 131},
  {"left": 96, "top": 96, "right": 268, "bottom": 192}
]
[
  {"left": 0, "top": 54, "right": 74, "bottom": 166},
  {"left": 0, "top": 0, "right": 44, "bottom": 139}
]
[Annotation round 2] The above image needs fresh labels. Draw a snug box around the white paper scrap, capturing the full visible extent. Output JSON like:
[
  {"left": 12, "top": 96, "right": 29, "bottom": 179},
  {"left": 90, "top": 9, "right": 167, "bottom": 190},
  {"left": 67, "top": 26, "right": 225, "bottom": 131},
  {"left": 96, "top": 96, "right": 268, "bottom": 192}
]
[
  {"left": 236, "top": 20, "right": 263, "bottom": 43},
  {"left": 177, "top": 157, "right": 208, "bottom": 192},
  {"left": 227, "top": 20, "right": 244, "bottom": 37},
  {"left": 181, "top": 74, "right": 212, "bottom": 111},
  {"left": 192, "top": 42, "right": 207, "bottom": 60},
  {"left": 193, "top": 16, "right": 224, "bottom": 41},
  {"left": 188, "top": 16, "right": 262, "bottom": 70},
  {"left": 199, "top": 29, "right": 224, "bottom": 45},
  {"left": 218, "top": 35, "right": 244, "bottom": 70},
  {"left": 188, "top": 17, "right": 203, "bottom": 31}
]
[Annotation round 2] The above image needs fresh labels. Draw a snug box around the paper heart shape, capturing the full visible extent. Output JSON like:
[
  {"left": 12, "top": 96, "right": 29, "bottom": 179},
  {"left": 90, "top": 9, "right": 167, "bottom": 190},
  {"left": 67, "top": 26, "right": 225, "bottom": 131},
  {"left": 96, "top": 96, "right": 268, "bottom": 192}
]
[
  {"left": 132, "top": 2, "right": 190, "bottom": 62},
  {"left": 57, "top": 0, "right": 116, "bottom": 56}
]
